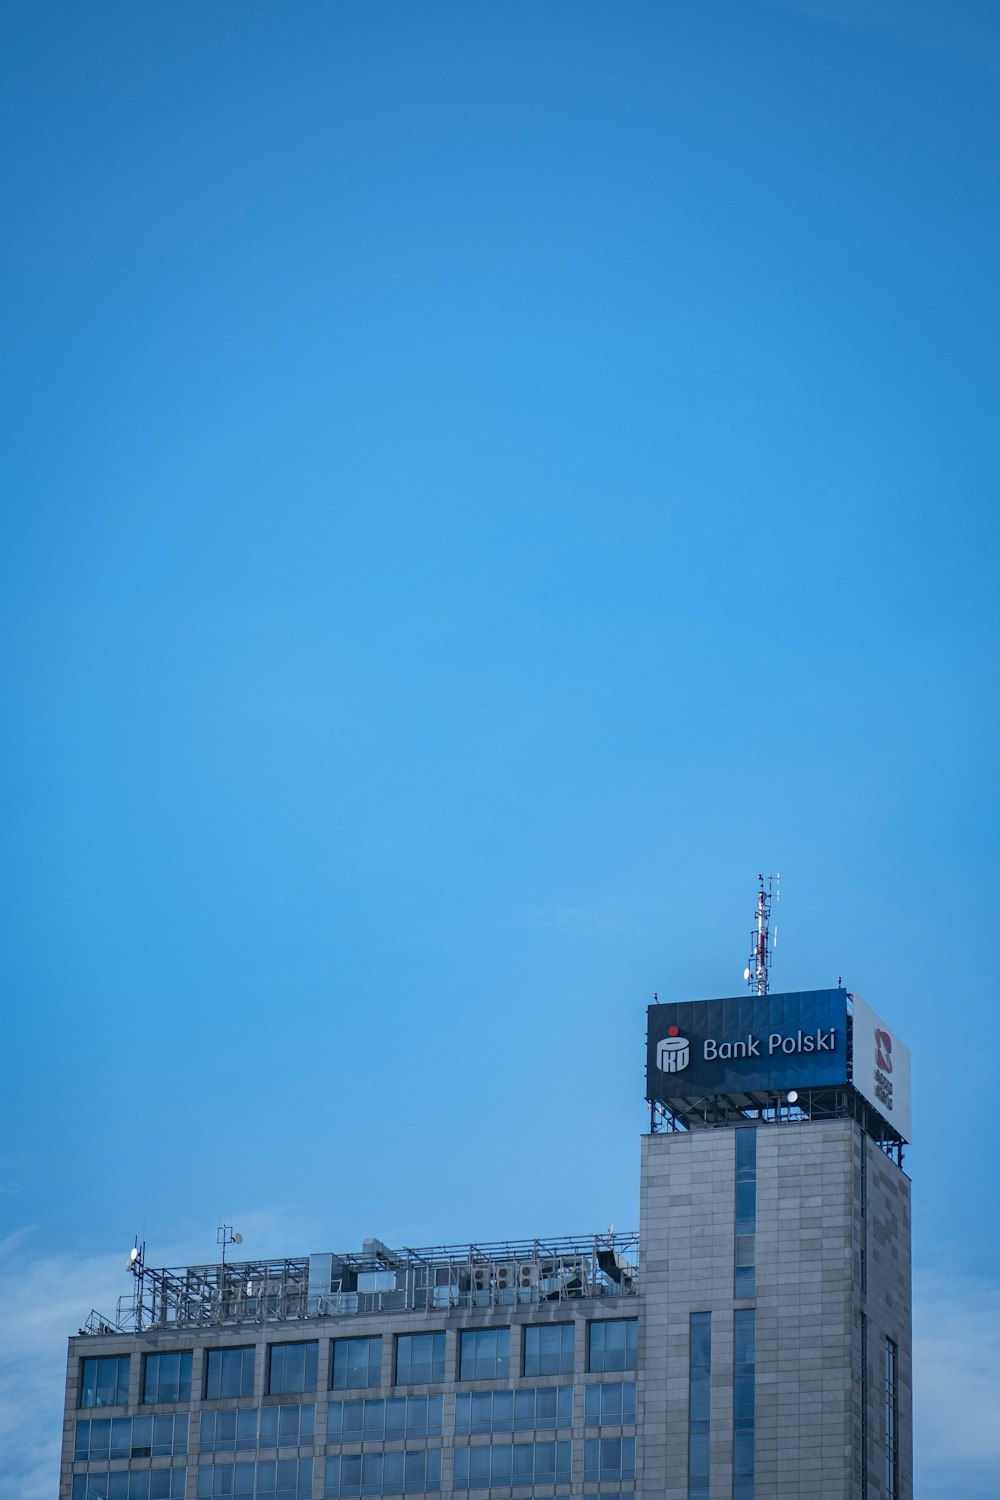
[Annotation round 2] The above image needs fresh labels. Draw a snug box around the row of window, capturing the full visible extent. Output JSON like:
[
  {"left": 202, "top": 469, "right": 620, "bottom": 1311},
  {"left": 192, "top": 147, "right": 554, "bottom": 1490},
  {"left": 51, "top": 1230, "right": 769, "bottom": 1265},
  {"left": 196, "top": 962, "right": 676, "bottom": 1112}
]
[
  {"left": 71, "top": 1474, "right": 186, "bottom": 1500},
  {"left": 72, "top": 1457, "right": 635, "bottom": 1500},
  {"left": 76, "top": 1385, "right": 637, "bottom": 1462},
  {"left": 81, "top": 1324, "right": 637, "bottom": 1408}
]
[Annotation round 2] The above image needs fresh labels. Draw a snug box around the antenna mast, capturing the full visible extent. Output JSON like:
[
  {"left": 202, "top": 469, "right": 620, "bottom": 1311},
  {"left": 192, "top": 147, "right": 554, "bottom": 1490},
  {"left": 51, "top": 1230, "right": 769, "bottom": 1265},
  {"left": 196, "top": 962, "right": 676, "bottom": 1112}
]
[{"left": 745, "top": 873, "right": 779, "bottom": 995}]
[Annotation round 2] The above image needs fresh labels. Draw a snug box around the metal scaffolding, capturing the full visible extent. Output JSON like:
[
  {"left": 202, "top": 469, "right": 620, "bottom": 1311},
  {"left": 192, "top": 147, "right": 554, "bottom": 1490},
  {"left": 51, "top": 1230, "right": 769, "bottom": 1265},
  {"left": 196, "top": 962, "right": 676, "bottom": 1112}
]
[{"left": 90, "top": 1231, "right": 639, "bottom": 1336}]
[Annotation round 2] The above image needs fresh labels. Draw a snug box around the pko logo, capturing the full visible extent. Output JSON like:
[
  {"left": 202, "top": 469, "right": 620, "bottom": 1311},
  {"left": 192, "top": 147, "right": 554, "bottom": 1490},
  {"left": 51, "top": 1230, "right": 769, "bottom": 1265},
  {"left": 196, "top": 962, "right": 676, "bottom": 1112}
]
[{"left": 657, "top": 1025, "right": 690, "bottom": 1073}]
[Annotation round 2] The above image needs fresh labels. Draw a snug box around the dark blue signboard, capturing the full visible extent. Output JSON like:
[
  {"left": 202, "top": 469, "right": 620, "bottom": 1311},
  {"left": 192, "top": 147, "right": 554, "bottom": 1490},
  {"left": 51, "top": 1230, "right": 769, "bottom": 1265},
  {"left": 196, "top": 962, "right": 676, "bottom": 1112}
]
[{"left": 646, "top": 989, "right": 849, "bottom": 1099}]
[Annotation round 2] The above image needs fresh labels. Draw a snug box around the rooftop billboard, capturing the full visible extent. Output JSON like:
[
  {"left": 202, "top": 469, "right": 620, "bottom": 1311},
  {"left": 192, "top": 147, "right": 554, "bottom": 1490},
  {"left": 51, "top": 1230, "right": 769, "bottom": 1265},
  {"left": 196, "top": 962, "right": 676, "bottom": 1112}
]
[
  {"left": 647, "top": 987, "right": 911, "bottom": 1142},
  {"left": 647, "top": 990, "right": 849, "bottom": 1098},
  {"left": 849, "top": 992, "right": 912, "bottom": 1143}
]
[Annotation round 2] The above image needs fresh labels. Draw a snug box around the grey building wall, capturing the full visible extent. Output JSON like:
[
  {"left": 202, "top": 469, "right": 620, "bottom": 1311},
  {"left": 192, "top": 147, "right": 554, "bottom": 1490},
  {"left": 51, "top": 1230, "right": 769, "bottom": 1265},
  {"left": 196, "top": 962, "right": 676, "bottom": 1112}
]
[
  {"left": 61, "top": 1300, "right": 638, "bottom": 1500},
  {"left": 639, "top": 1119, "right": 912, "bottom": 1500}
]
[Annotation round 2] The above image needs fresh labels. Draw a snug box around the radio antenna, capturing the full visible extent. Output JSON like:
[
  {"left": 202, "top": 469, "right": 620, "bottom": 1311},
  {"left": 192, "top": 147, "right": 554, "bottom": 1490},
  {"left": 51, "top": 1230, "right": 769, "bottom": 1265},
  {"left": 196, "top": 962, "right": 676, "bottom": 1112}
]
[{"left": 743, "top": 873, "right": 779, "bottom": 995}]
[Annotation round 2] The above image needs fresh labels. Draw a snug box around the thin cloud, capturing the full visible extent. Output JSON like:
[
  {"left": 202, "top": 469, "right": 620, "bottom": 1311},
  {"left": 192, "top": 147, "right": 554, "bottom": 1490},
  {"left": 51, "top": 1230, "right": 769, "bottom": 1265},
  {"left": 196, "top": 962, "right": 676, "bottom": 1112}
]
[
  {"left": 0, "top": 1212, "right": 328, "bottom": 1498},
  {"left": 913, "top": 1266, "right": 1000, "bottom": 1497}
]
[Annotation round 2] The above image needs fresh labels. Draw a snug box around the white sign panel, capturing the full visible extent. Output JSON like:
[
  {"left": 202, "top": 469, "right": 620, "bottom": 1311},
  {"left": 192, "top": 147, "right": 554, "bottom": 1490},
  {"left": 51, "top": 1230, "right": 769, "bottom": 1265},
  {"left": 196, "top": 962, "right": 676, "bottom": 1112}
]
[{"left": 849, "top": 993, "right": 912, "bottom": 1142}]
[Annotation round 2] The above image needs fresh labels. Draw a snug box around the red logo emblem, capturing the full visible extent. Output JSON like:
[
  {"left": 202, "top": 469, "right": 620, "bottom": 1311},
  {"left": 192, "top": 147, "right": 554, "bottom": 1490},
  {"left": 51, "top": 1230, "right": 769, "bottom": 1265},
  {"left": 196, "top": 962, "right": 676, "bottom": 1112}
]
[{"left": 875, "top": 1029, "right": 893, "bottom": 1073}]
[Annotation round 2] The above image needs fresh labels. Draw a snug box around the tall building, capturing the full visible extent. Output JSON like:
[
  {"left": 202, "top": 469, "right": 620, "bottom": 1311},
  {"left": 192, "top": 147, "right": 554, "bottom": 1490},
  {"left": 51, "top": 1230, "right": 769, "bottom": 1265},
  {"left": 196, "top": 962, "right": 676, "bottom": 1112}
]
[{"left": 60, "top": 986, "right": 911, "bottom": 1500}]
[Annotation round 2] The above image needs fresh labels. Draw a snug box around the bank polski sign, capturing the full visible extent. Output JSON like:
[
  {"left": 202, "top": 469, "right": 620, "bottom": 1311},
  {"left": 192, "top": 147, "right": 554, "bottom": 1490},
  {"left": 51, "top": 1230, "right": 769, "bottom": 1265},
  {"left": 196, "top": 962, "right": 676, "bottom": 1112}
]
[{"left": 647, "top": 990, "right": 849, "bottom": 1099}]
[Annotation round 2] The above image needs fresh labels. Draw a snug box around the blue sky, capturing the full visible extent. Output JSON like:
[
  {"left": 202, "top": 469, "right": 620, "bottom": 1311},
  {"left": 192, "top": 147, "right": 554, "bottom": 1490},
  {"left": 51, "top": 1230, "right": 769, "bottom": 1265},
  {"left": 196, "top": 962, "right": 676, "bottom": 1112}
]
[{"left": 3, "top": 1, "right": 1000, "bottom": 1494}]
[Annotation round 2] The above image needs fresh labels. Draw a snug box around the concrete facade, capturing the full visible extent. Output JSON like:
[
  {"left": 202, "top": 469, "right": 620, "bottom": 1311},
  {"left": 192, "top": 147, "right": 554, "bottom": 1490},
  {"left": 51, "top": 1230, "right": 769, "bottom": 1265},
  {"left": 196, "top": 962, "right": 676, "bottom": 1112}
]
[{"left": 639, "top": 1120, "right": 911, "bottom": 1500}]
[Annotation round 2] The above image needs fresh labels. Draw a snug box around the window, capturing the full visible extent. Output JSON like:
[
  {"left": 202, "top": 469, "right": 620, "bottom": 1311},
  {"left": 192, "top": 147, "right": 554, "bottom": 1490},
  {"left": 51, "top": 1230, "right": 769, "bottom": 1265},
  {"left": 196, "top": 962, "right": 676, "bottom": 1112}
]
[
  {"left": 455, "top": 1386, "right": 573, "bottom": 1434},
  {"left": 459, "top": 1327, "right": 509, "bottom": 1381},
  {"left": 584, "top": 1437, "right": 636, "bottom": 1482},
  {"left": 259, "top": 1404, "right": 316, "bottom": 1448},
  {"left": 395, "top": 1332, "right": 445, "bottom": 1385},
  {"left": 79, "top": 1355, "right": 130, "bottom": 1408},
  {"left": 733, "top": 1308, "right": 755, "bottom": 1500},
  {"left": 268, "top": 1341, "right": 319, "bottom": 1395},
  {"left": 205, "top": 1346, "right": 256, "bottom": 1399},
  {"left": 143, "top": 1351, "right": 192, "bottom": 1404},
  {"left": 584, "top": 1383, "right": 637, "bottom": 1427},
  {"left": 72, "top": 1473, "right": 186, "bottom": 1500},
  {"left": 197, "top": 1461, "right": 313, "bottom": 1499},
  {"left": 587, "top": 1321, "right": 637, "bottom": 1373},
  {"left": 333, "top": 1336, "right": 383, "bottom": 1390},
  {"left": 324, "top": 1449, "right": 442, "bottom": 1496},
  {"left": 734, "top": 1129, "right": 757, "bottom": 1299},
  {"left": 885, "top": 1338, "right": 898, "bottom": 1500},
  {"left": 75, "top": 1415, "right": 188, "bottom": 1461},
  {"left": 523, "top": 1323, "right": 574, "bottom": 1376},
  {"left": 688, "top": 1313, "right": 711, "bottom": 1500},
  {"left": 328, "top": 1396, "right": 443, "bottom": 1440},
  {"left": 200, "top": 1408, "right": 259, "bottom": 1452},
  {"left": 452, "top": 1440, "right": 571, "bottom": 1489}
]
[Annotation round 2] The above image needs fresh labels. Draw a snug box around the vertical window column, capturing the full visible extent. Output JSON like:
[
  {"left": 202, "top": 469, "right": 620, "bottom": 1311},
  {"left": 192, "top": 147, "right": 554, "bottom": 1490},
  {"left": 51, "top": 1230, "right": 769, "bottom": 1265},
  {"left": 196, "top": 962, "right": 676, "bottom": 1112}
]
[
  {"left": 733, "top": 1309, "right": 755, "bottom": 1500},
  {"left": 734, "top": 1129, "right": 756, "bottom": 1299},
  {"left": 688, "top": 1313, "right": 711, "bottom": 1500},
  {"left": 884, "top": 1338, "right": 898, "bottom": 1500},
  {"left": 859, "top": 1313, "right": 868, "bottom": 1494}
]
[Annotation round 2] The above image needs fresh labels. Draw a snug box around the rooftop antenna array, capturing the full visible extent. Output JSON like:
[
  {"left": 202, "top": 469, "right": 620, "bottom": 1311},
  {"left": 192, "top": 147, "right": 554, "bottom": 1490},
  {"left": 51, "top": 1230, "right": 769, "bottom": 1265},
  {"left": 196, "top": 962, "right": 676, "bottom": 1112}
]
[
  {"left": 217, "top": 1224, "right": 243, "bottom": 1269},
  {"left": 743, "top": 873, "right": 779, "bottom": 995}
]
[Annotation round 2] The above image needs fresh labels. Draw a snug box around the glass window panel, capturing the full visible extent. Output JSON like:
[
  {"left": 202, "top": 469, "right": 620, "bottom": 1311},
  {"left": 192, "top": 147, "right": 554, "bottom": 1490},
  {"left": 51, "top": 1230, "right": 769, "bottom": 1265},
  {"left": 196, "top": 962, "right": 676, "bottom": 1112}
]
[
  {"left": 333, "top": 1337, "right": 382, "bottom": 1391},
  {"left": 459, "top": 1328, "right": 510, "bottom": 1381},
  {"left": 534, "top": 1387, "right": 558, "bottom": 1427},
  {"left": 490, "top": 1445, "right": 512, "bottom": 1483},
  {"left": 734, "top": 1310, "right": 756, "bottom": 1372},
  {"left": 395, "top": 1332, "right": 445, "bottom": 1385},
  {"left": 235, "top": 1464, "right": 256, "bottom": 1497},
  {"left": 361, "top": 1453, "right": 384, "bottom": 1494},
  {"left": 205, "top": 1347, "right": 255, "bottom": 1400},
  {"left": 143, "top": 1351, "right": 192, "bottom": 1404},
  {"left": 80, "top": 1355, "right": 130, "bottom": 1408},
  {"left": 109, "top": 1416, "right": 132, "bottom": 1459},
  {"left": 406, "top": 1395, "right": 426, "bottom": 1434},
  {"left": 734, "top": 1266, "right": 756, "bottom": 1298},
  {"left": 735, "top": 1181, "right": 756, "bottom": 1233},
  {"left": 150, "top": 1414, "right": 173, "bottom": 1455},
  {"left": 269, "top": 1342, "right": 319, "bottom": 1395},
  {"left": 512, "top": 1444, "right": 534, "bottom": 1480},
  {"left": 468, "top": 1447, "right": 491, "bottom": 1485},
  {"left": 129, "top": 1415, "right": 151, "bottom": 1456},
  {"left": 587, "top": 1321, "right": 637, "bottom": 1373},
  {"left": 341, "top": 1401, "right": 364, "bottom": 1439},
  {"left": 523, "top": 1323, "right": 574, "bottom": 1376},
  {"left": 342, "top": 1455, "right": 363, "bottom": 1494},
  {"left": 735, "top": 1128, "right": 757, "bottom": 1174},
  {"left": 403, "top": 1450, "right": 427, "bottom": 1492}
]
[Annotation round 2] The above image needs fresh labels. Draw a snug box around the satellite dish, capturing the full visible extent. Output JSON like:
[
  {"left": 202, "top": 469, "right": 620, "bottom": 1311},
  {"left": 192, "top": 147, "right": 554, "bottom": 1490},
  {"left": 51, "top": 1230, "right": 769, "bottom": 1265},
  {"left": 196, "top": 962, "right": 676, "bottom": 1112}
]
[
  {"left": 787, "top": 1090, "right": 799, "bottom": 1104},
  {"left": 232, "top": 1233, "right": 243, "bottom": 1245},
  {"left": 743, "top": 967, "right": 751, "bottom": 981}
]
